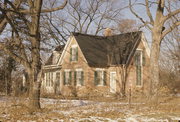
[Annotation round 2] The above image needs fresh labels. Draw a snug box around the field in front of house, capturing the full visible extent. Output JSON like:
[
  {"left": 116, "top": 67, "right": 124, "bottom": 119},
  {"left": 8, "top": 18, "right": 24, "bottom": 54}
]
[{"left": 0, "top": 96, "right": 180, "bottom": 122}]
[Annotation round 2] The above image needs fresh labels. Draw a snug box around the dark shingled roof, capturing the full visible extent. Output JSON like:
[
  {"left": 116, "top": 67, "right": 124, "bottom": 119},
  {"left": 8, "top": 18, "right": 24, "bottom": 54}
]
[
  {"left": 73, "top": 31, "right": 142, "bottom": 67},
  {"left": 45, "top": 45, "right": 65, "bottom": 65}
]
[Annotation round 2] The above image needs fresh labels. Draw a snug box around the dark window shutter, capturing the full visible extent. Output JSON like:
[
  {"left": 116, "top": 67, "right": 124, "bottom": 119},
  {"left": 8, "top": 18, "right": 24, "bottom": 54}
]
[
  {"left": 70, "top": 48, "right": 72, "bottom": 61},
  {"left": 134, "top": 52, "right": 137, "bottom": 66},
  {"left": 81, "top": 71, "right": 84, "bottom": 86},
  {"left": 76, "top": 47, "right": 78, "bottom": 61},
  {"left": 135, "top": 53, "right": 138, "bottom": 66},
  {"left": 74, "top": 71, "right": 76, "bottom": 86},
  {"left": 103, "top": 71, "right": 107, "bottom": 85},
  {"left": 94, "top": 71, "right": 98, "bottom": 86},
  {"left": 69, "top": 71, "right": 72, "bottom": 85},
  {"left": 142, "top": 51, "right": 146, "bottom": 66},
  {"left": 56, "top": 72, "right": 60, "bottom": 86},
  {"left": 63, "top": 71, "right": 66, "bottom": 85}
]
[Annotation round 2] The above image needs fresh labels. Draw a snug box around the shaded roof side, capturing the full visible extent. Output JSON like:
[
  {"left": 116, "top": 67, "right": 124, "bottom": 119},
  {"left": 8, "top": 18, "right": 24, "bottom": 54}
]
[
  {"left": 45, "top": 45, "right": 65, "bottom": 65},
  {"left": 73, "top": 31, "right": 142, "bottom": 67}
]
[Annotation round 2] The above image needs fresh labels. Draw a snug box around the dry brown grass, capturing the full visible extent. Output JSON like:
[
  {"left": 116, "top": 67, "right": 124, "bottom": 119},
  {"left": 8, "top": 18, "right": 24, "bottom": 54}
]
[{"left": 0, "top": 96, "right": 179, "bottom": 121}]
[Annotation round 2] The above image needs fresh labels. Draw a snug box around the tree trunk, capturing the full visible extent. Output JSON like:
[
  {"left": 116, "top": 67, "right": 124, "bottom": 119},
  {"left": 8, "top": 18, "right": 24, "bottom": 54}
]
[
  {"left": 28, "top": 70, "right": 42, "bottom": 110},
  {"left": 6, "top": 69, "right": 12, "bottom": 95},
  {"left": 121, "top": 65, "right": 127, "bottom": 97},
  {"left": 5, "top": 57, "right": 15, "bottom": 95},
  {"left": 149, "top": 29, "right": 162, "bottom": 102}
]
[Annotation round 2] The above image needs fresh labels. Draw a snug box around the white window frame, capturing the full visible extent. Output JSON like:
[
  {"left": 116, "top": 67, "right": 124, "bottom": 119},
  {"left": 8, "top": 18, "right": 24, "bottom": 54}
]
[
  {"left": 135, "top": 49, "right": 143, "bottom": 87},
  {"left": 110, "top": 71, "right": 116, "bottom": 93},
  {"left": 136, "top": 49, "right": 143, "bottom": 66},
  {"left": 64, "top": 69, "right": 71, "bottom": 85},
  {"left": 71, "top": 45, "right": 78, "bottom": 62},
  {"left": 45, "top": 72, "right": 54, "bottom": 87},
  {"left": 75, "top": 69, "right": 83, "bottom": 86},
  {"left": 95, "top": 68, "right": 105, "bottom": 86}
]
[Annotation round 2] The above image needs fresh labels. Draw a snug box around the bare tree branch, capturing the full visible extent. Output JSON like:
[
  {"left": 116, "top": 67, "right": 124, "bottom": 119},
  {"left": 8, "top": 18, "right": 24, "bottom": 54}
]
[
  {"left": 20, "top": 0, "right": 67, "bottom": 14},
  {"left": 129, "top": 0, "right": 152, "bottom": 30},
  {"left": 0, "top": 0, "right": 23, "bottom": 34},
  {"left": 163, "top": 8, "right": 180, "bottom": 21},
  {"left": 145, "top": 0, "right": 154, "bottom": 24},
  {"left": 0, "top": 42, "right": 30, "bottom": 69},
  {"left": 162, "top": 21, "right": 180, "bottom": 39}
]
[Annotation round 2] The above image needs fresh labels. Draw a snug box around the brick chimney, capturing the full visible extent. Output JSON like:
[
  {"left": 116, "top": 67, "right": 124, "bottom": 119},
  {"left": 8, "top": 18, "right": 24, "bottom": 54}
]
[{"left": 104, "top": 28, "right": 112, "bottom": 37}]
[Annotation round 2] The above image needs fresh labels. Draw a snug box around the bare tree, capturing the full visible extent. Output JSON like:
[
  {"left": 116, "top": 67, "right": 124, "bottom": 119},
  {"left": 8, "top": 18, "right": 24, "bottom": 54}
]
[
  {"left": 0, "top": 52, "right": 17, "bottom": 95},
  {"left": 129, "top": 0, "right": 180, "bottom": 100},
  {"left": 117, "top": 19, "right": 139, "bottom": 33},
  {"left": 160, "top": 29, "right": 180, "bottom": 93},
  {"left": 0, "top": 0, "right": 67, "bottom": 109},
  {"left": 41, "top": 0, "right": 126, "bottom": 43}
]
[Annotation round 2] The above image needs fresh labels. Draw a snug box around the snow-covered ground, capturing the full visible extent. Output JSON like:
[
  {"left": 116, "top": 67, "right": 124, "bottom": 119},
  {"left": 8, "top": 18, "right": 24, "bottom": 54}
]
[{"left": 0, "top": 96, "right": 180, "bottom": 122}]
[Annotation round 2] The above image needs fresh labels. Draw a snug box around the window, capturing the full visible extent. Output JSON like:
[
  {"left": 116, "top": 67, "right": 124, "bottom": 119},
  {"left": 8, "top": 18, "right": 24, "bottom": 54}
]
[
  {"left": 75, "top": 69, "right": 84, "bottom": 86},
  {"left": 63, "top": 70, "right": 72, "bottom": 85},
  {"left": 45, "top": 72, "right": 53, "bottom": 87},
  {"left": 135, "top": 50, "right": 142, "bottom": 86},
  {"left": 70, "top": 45, "right": 78, "bottom": 61},
  {"left": 94, "top": 69, "right": 106, "bottom": 86},
  {"left": 56, "top": 72, "right": 60, "bottom": 86}
]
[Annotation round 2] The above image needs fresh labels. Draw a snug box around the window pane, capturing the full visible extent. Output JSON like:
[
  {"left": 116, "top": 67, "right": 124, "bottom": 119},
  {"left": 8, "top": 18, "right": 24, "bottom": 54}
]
[
  {"left": 94, "top": 70, "right": 104, "bottom": 86},
  {"left": 76, "top": 71, "right": 82, "bottom": 86},
  {"left": 135, "top": 50, "right": 142, "bottom": 86},
  {"left": 72, "top": 48, "right": 75, "bottom": 61},
  {"left": 136, "top": 65, "right": 142, "bottom": 85},
  {"left": 71, "top": 47, "right": 78, "bottom": 61},
  {"left": 135, "top": 50, "right": 142, "bottom": 66}
]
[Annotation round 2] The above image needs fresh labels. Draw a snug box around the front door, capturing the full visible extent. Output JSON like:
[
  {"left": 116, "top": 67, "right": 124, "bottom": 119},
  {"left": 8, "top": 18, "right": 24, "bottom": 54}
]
[{"left": 110, "top": 72, "right": 116, "bottom": 93}]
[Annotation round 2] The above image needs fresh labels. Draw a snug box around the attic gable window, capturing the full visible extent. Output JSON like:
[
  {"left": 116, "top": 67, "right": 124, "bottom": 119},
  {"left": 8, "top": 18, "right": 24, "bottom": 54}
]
[
  {"left": 94, "top": 69, "right": 107, "bottom": 86},
  {"left": 70, "top": 45, "right": 78, "bottom": 62}
]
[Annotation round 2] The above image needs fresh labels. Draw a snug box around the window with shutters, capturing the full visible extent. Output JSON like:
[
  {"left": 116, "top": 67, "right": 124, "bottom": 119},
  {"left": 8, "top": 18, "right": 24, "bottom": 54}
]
[
  {"left": 70, "top": 45, "right": 78, "bottom": 62},
  {"left": 64, "top": 70, "right": 72, "bottom": 85},
  {"left": 45, "top": 72, "right": 54, "bottom": 87},
  {"left": 135, "top": 49, "right": 143, "bottom": 86},
  {"left": 94, "top": 69, "right": 106, "bottom": 86},
  {"left": 75, "top": 69, "right": 84, "bottom": 86},
  {"left": 56, "top": 72, "right": 60, "bottom": 86}
]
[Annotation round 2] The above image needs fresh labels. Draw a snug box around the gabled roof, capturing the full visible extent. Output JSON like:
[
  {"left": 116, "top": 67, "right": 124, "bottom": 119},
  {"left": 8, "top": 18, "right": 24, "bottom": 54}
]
[
  {"left": 73, "top": 31, "right": 142, "bottom": 67},
  {"left": 45, "top": 45, "right": 65, "bottom": 65}
]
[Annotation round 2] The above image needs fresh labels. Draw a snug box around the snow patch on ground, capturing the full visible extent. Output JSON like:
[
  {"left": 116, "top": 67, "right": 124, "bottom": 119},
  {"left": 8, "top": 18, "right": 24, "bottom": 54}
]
[
  {"left": 0, "top": 97, "right": 180, "bottom": 121},
  {"left": 69, "top": 116, "right": 175, "bottom": 122}
]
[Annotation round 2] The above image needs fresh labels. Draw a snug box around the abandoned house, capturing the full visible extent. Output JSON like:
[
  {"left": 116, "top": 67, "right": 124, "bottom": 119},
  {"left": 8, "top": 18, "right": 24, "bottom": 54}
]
[{"left": 42, "top": 30, "right": 150, "bottom": 97}]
